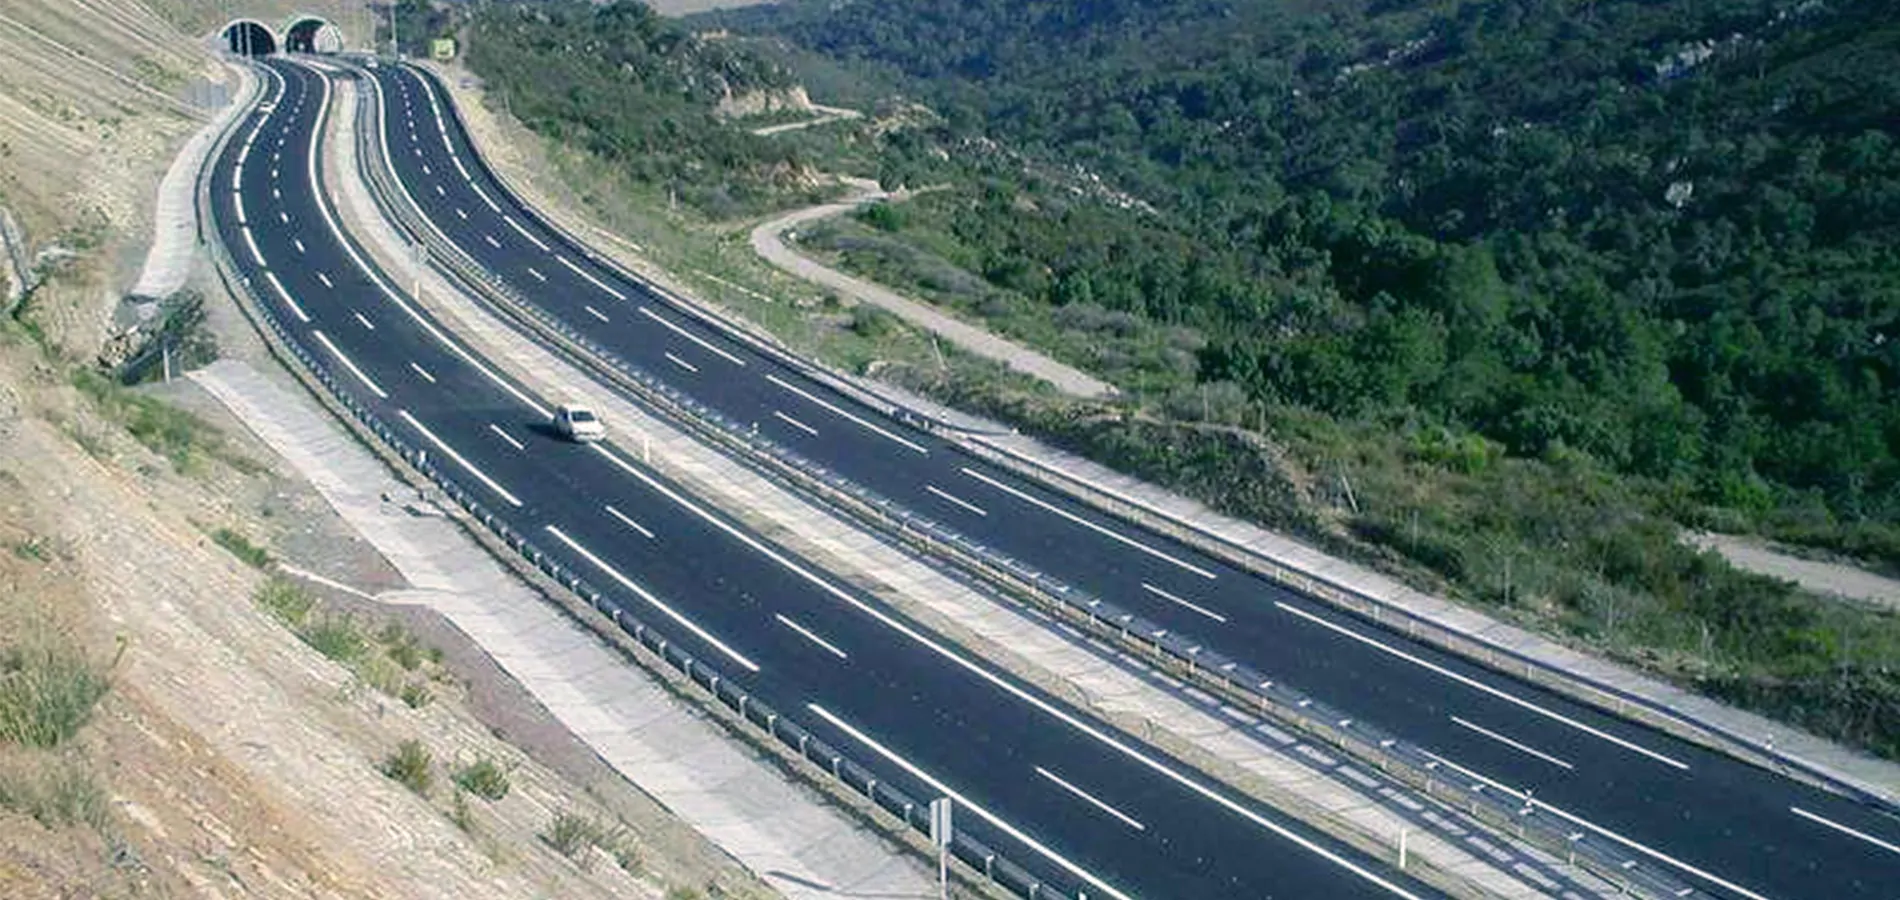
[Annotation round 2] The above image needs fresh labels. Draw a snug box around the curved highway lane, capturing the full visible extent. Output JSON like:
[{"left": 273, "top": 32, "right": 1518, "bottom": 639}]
[
  {"left": 213, "top": 56, "right": 1441, "bottom": 900},
  {"left": 355, "top": 59, "right": 1900, "bottom": 900}
]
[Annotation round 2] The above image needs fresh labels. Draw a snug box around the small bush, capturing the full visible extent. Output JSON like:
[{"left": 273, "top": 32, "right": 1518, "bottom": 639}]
[
  {"left": 381, "top": 739, "right": 433, "bottom": 795},
  {"left": 399, "top": 680, "right": 434, "bottom": 709},
  {"left": 450, "top": 788, "right": 475, "bottom": 832},
  {"left": 0, "top": 757, "right": 109, "bottom": 830},
  {"left": 302, "top": 616, "right": 366, "bottom": 663},
  {"left": 0, "top": 642, "right": 111, "bottom": 749},
  {"left": 453, "top": 757, "right": 511, "bottom": 801},
  {"left": 212, "top": 527, "right": 270, "bottom": 568},
  {"left": 543, "top": 809, "right": 634, "bottom": 871},
  {"left": 255, "top": 577, "right": 315, "bottom": 627}
]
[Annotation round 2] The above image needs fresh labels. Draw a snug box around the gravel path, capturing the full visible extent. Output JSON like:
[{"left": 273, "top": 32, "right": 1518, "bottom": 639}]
[
  {"left": 1685, "top": 531, "right": 1900, "bottom": 611},
  {"left": 749, "top": 185, "right": 1121, "bottom": 399}
]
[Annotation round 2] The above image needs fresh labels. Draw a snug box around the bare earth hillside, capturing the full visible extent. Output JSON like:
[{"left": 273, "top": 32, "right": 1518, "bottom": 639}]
[{"left": 0, "top": 3, "right": 777, "bottom": 897}]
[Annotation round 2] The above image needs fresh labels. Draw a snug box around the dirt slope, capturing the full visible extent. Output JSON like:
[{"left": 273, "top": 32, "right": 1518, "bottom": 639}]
[{"left": 0, "top": 2, "right": 773, "bottom": 898}]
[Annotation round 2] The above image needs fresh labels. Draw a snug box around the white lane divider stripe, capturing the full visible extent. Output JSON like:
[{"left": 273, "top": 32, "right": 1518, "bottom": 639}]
[
  {"left": 1790, "top": 806, "right": 1900, "bottom": 856},
  {"left": 262, "top": 271, "right": 310, "bottom": 323},
  {"left": 352, "top": 311, "right": 375, "bottom": 331},
  {"left": 527, "top": 267, "right": 546, "bottom": 282},
  {"left": 398, "top": 410, "right": 522, "bottom": 508},
  {"left": 278, "top": 210, "right": 289, "bottom": 224},
  {"left": 487, "top": 423, "right": 524, "bottom": 451},
  {"left": 1422, "top": 752, "right": 1766, "bottom": 900},
  {"left": 502, "top": 214, "right": 550, "bottom": 251},
  {"left": 455, "top": 208, "right": 467, "bottom": 220},
  {"left": 603, "top": 505, "right": 655, "bottom": 540},
  {"left": 584, "top": 305, "right": 610, "bottom": 323},
  {"left": 812, "top": 705, "right": 1135, "bottom": 900},
  {"left": 421, "top": 163, "right": 430, "bottom": 175},
  {"left": 408, "top": 361, "right": 436, "bottom": 384},
  {"left": 1036, "top": 766, "right": 1146, "bottom": 831},
  {"left": 315, "top": 271, "right": 333, "bottom": 288},
  {"left": 961, "top": 467, "right": 1217, "bottom": 580},
  {"left": 591, "top": 442, "right": 1429, "bottom": 900},
  {"left": 1274, "top": 602, "right": 1689, "bottom": 771},
  {"left": 312, "top": 331, "right": 388, "bottom": 400},
  {"left": 483, "top": 234, "right": 501, "bottom": 249},
  {"left": 664, "top": 351, "right": 699, "bottom": 374},
  {"left": 775, "top": 614, "right": 848, "bottom": 660},
  {"left": 556, "top": 254, "right": 628, "bottom": 301},
  {"left": 772, "top": 410, "right": 817, "bottom": 436},
  {"left": 1139, "top": 582, "right": 1228, "bottom": 623},
  {"left": 1450, "top": 716, "right": 1574, "bottom": 770},
  {"left": 292, "top": 237, "right": 305, "bottom": 254},
  {"left": 637, "top": 306, "right": 746, "bottom": 366},
  {"left": 434, "top": 184, "right": 445, "bottom": 196},
  {"left": 925, "top": 484, "right": 988, "bottom": 517},
  {"left": 765, "top": 374, "right": 928, "bottom": 455},
  {"left": 543, "top": 524, "right": 760, "bottom": 672}
]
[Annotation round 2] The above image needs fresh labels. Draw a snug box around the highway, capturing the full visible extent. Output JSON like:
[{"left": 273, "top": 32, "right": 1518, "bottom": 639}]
[
  {"left": 212, "top": 56, "right": 1446, "bottom": 900},
  {"left": 350, "top": 58, "right": 1900, "bottom": 900}
]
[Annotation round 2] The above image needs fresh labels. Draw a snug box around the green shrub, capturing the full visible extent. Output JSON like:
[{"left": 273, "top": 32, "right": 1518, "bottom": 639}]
[
  {"left": 0, "top": 641, "right": 111, "bottom": 749},
  {"left": 212, "top": 527, "right": 270, "bottom": 568},
  {"left": 302, "top": 616, "right": 366, "bottom": 663},
  {"left": 399, "top": 680, "right": 434, "bottom": 710},
  {"left": 453, "top": 757, "right": 512, "bottom": 801},
  {"left": 381, "top": 739, "right": 433, "bottom": 796},
  {"left": 0, "top": 757, "right": 109, "bottom": 830}
]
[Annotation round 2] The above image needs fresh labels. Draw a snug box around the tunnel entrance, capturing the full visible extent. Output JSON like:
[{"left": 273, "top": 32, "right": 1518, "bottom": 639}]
[
  {"left": 284, "top": 17, "right": 344, "bottom": 54},
  {"left": 222, "top": 19, "right": 277, "bottom": 56}
]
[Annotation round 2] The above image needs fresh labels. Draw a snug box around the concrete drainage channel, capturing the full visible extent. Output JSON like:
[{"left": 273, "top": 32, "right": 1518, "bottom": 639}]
[{"left": 337, "top": 58, "right": 1719, "bottom": 900}]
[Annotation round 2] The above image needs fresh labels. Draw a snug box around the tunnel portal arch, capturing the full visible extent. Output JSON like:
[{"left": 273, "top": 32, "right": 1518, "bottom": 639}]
[
  {"left": 222, "top": 19, "right": 277, "bottom": 56},
  {"left": 284, "top": 16, "right": 345, "bottom": 54}
]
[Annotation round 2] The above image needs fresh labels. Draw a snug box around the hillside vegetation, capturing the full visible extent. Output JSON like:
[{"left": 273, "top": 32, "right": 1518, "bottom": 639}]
[{"left": 444, "top": 0, "right": 1900, "bottom": 759}]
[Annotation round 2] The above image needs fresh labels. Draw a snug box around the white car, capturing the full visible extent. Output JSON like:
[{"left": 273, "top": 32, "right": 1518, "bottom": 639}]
[{"left": 552, "top": 403, "right": 604, "bottom": 442}]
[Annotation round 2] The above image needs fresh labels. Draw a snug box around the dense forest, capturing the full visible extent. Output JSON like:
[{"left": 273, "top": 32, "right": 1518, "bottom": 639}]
[
  {"left": 439, "top": 1, "right": 817, "bottom": 216},
  {"left": 716, "top": 0, "right": 1900, "bottom": 556},
  {"left": 427, "top": 0, "right": 1900, "bottom": 756}
]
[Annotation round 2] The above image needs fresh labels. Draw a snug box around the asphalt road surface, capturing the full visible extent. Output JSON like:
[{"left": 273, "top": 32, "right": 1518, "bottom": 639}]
[
  {"left": 344, "top": 57, "right": 1900, "bottom": 900},
  {"left": 211, "top": 56, "right": 1448, "bottom": 900}
]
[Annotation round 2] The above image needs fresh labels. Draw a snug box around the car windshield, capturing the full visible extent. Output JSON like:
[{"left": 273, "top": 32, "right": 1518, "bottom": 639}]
[{"left": 568, "top": 409, "right": 596, "bottom": 423}]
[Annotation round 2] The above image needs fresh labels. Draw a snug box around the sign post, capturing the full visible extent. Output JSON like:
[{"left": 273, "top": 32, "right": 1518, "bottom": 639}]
[{"left": 929, "top": 797, "right": 953, "bottom": 900}]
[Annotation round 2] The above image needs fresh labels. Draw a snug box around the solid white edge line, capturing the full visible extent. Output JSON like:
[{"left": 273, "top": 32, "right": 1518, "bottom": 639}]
[
  {"left": 585, "top": 305, "right": 611, "bottom": 323},
  {"left": 312, "top": 330, "right": 388, "bottom": 400},
  {"left": 925, "top": 484, "right": 988, "bottom": 517},
  {"left": 262, "top": 271, "right": 310, "bottom": 323},
  {"left": 774, "top": 614, "right": 848, "bottom": 660},
  {"left": 557, "top": 254, "right": 628, "bottom": 301},
  {"left": 1449, "top": 716, "right": 1574, "bottom": 770},
  {"left": 765, "top": 373, "right": 928, "bottom": 455},
  {"left": 810, "top": 704, "right": 1135, "bottom": 900},
  {"left": 1274, "top": 601, "right": 1689, "bottom": 771},
  {"left": 542, "top": 524, "right": 760, "bottom": 672},
  {"left": 471, "top": 180, "right": 499, "bottom": 212},
  {"left": 1139, "top": 581, "right": 1229, "bottom": 623},
  {"left": 587, "top": 441, "right": 1430, "bottom": 900},
  {"left": 961, "top": 466, "right": 1218, "bottom": 580},
  {"left": 234, "top": 191, "right": 247, "bottom": 225},
  {"left": 397, "top": 409, "right": 522, "bottom": 508},
  {"left": 318, "top": 61, "right": 551, "bottom": 419},
  {"left": 637, "top": 306, "right": 747, "bottom": 367},
  {"left": 773, "top": 410, "right": 817, "bottom": 436},
  {"left": 1035, "top": 765, "right": 1147, "bottom": 831},
  {"left": 603, "top": 504, "right": 655, "bottom": 540},
  {"left": 1790, "top": 806, "right": 1900, "bottom": 856},
  {"left": 665, "top": 351, "right": 699, "bottom": 374},
  {"left": 242, "top": 225, "right": 265, "bottom": 265},
  {"left": 502, "top": 214, "right": 551, "bottom": 251},
  {"left": 487, "top": 423, "right": 524, "bottom": 451},
  {"left": 1421, "top": 752, "right": 1771, "bottom": 900},
  {"left": 408, "top": 361, "right": 436, "bottom": 384}
]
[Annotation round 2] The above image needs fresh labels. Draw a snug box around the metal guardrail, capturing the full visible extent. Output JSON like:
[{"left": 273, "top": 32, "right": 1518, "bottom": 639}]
[
  {"left": 398, "top": 65, "right": 1897, "bottom": 826},
  {"left": 198, "top": 59, "right": 1074, "bottom": 900},
  {"left": 349, "top": 63, "right": 1715, "bottom": 900}
]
